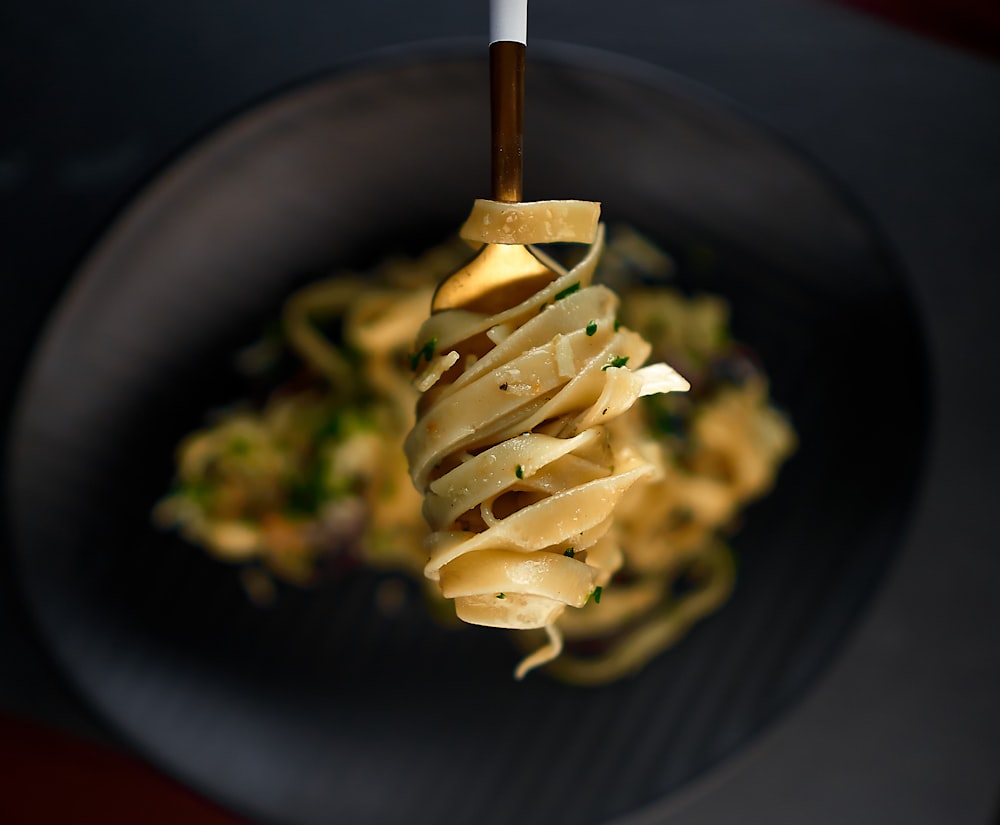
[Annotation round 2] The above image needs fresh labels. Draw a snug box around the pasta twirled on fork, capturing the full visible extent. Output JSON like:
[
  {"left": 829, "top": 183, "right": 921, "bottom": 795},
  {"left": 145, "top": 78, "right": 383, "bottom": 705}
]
[{"left": 405, "top": 200, "right": 689, "bottom": 677}]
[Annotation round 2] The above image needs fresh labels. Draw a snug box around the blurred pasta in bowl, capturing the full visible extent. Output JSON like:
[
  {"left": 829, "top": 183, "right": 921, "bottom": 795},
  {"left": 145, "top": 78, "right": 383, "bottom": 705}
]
[{"left": 154, "top": 225, "right": 796, "bottom": 684}]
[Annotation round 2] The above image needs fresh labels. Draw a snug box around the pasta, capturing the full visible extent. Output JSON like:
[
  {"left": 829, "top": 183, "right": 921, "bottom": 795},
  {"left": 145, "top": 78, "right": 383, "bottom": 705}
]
[
  {"left": 404, "top": 199, "right": 690, "bottom": 677},
  {"left": 154, "top": 224, "right": 796, "bottom": 683}
]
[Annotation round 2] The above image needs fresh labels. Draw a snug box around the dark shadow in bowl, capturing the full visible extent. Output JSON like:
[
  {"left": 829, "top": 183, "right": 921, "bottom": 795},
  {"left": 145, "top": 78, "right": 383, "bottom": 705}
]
[{"left": 5, "top": 46, "right": 928, "bottom": 825}]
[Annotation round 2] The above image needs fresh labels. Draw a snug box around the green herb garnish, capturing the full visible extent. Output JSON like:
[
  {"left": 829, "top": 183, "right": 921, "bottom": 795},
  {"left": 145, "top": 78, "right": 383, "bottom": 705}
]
[
  {"left": 554, "top": 282, "right": 581, "bottom": 301},
  {"left": 408, "top": 336, "right": 438, "bottom": 370},
  {"left": 515, "top": 464, "right": 524, "bottom": 479},
  {"left": 287, "top": 465, "right": 328, "bottom": 514},
  {"left": 602, "top": 356, "right": 630, "bottom": 371},
  {"left": 228, "top": 436, "right": 252, "bottom": 456},
  {"left": 497, "top": 592, "right": 506, "bottom": 599},
  {"left": 182, "top": 481, "right": 214, "bottom": 508},
  {"left": 585, "top": 320, "right": 598, "bottom": 336},
  {"left": 563, "top": 547, "right": 575, "bottom": 558}
]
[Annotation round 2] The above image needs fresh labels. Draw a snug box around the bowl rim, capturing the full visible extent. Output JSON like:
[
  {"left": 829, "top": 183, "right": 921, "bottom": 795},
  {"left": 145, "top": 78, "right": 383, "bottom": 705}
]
[{"left": 2, "top": 39, "right": 937, "bottom": 825}]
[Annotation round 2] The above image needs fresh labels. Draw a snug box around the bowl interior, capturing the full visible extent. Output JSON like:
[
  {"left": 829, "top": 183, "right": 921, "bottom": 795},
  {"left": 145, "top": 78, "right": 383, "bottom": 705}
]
[{"left": 6, "top": 52, "right": 928, "bottom": 825}]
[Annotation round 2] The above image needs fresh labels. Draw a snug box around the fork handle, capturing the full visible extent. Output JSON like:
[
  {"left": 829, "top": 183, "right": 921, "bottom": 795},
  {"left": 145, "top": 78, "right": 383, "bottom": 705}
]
[{"left": 490, "top": 0, "right": 527, "bottom": 203}]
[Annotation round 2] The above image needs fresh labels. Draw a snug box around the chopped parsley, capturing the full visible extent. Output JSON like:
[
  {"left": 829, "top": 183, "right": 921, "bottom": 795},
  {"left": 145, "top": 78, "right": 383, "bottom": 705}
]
[
  {"left": 408, "top": 336, "right": 437, "bottom": 370},
  {"left": 588, "top": 586, "right": 603, "bottom": 604},
  {"left": 182, "top": 481, "right": 214, "bottom": 508},
  {"left": 585, "top": 320, "right": 598, "bottom": 336},
  {"left": 515, "top": 464, "right": 524, "bottom": 479},
  {"left": 497, "top": 592, "right": 506, "bottom": 599},
  {"left": 228, "top": 436, "right": 252, "bottom": 456},
  {"left": 287, "top": 465, "right": 328, "bottom": 514},
  {"left": 554, "top": 282, "right": 581, "bottom": 301},
  {"left": 315, "top": 406, "right": 374, "bottom": 442},
  {"left": 602, "top": 356, "right": 630, "bottom": 371},
  {"left": 563, "top": 547, "right": 575, "bottom": 558}
]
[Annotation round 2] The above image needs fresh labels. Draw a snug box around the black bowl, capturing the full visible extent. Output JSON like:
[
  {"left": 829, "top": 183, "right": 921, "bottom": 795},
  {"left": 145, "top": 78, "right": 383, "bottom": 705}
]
[{"left": 5, "top": 46, "right": 927, "bottom": 825}]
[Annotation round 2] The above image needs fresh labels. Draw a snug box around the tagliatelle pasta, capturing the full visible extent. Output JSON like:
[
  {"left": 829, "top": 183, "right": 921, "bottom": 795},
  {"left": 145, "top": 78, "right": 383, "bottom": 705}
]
[
  {"left": 460, "top": 198, "right": 602, "bottom": 245},
  {"left": 404, "top": 200, "right": 690, "bottom": 677},
  {"left": 154, "top": 224, "right": 796, "bottom": 684}
]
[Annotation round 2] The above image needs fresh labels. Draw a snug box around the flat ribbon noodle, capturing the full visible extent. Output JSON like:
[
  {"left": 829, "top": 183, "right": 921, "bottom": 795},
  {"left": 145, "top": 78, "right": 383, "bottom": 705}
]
[
  {"left": 405, "top": 201, "right": 690, "bottom": 678},
  {"left": 460, "top": 199, "right": 602, "bottom": 245}
]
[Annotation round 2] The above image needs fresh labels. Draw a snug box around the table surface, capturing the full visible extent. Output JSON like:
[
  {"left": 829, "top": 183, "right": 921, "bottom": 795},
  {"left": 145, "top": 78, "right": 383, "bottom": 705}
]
[{"left": 1, "top": 2, "right": 998, "bottom": 823}]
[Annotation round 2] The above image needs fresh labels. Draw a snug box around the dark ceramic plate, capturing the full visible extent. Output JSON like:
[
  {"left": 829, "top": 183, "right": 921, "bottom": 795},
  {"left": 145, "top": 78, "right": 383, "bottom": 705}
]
[{"left": 6, "top": 46, "right": 927, "bottom": 825}]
